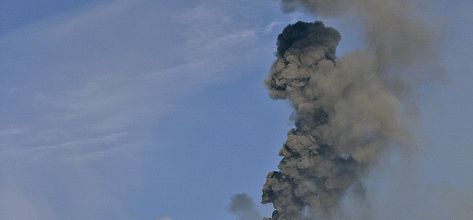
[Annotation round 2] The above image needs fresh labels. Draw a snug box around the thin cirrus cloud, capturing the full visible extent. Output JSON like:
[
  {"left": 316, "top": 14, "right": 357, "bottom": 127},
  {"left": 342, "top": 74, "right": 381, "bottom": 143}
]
[{"left": 0, "top": 0, "right": 269, "bottom": 219}]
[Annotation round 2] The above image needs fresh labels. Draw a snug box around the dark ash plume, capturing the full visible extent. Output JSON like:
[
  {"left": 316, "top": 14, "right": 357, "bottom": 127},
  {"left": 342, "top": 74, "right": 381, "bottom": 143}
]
[
  {"left": 260, "top": 1, "right": 436, "bottom": 219},
  {"left": 262, "top": 20, "right": 404, "bottom": 220}
]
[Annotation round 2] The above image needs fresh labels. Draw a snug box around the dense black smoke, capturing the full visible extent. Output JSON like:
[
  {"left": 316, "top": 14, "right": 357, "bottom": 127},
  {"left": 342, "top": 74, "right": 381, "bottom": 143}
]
[
  {"left": 261, "top": 1, "right": 436, "bottom": 219},
  {"left": 279, "top": 0, "right": 434, "bottom": 69}
]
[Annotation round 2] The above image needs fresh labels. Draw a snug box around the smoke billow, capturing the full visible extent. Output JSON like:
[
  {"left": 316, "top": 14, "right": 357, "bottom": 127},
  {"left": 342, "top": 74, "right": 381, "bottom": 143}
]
[
  {"left": 261, "top": 1, "right": 436, "bottom": 219},
  {"left": 280, "top": 0, "right": 434, "bottom": 70},
  {"left": 228, "top": 194, "right": 261, "bottom": 220}
]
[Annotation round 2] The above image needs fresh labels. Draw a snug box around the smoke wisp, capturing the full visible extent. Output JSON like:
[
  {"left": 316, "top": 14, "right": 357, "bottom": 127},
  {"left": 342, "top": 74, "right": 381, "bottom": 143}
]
[{"left": 228, "top": 194, "right": 262, "bottom": 220}]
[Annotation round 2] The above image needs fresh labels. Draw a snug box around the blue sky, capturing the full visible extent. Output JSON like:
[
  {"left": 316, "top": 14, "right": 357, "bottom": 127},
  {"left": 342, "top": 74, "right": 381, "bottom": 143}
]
[{"left": 0, "top": 0, "right": 472, "bottom": 220}]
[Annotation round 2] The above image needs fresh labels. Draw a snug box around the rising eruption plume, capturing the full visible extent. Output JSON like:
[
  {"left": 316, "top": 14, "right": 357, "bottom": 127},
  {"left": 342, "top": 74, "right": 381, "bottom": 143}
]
[{"left": 261, "top": 0, "right": 435, "bottom": 219}]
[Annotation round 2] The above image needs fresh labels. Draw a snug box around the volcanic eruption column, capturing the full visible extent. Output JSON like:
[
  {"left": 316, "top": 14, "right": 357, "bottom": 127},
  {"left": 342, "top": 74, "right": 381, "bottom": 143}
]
[{"left": 261, "top": 0, "right": 434, "bottom": 219}]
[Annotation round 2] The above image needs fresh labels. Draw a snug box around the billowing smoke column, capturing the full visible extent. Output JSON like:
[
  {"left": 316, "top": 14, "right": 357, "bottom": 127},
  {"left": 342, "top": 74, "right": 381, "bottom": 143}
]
[
  {"left": 261, "top": 1, "right": 435, "bottom": 219},
  {"left": 261, "top": 20, "right": 401, "bottom": 220}
]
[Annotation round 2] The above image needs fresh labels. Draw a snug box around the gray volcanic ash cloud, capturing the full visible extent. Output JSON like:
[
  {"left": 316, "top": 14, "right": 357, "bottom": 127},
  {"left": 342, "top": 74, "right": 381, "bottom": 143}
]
[
  {"left": 262, "top": 20, "right": 403, "bottom": 220},
  {"left": 261, "top": 1, "right": 437, "bottom": 219}
]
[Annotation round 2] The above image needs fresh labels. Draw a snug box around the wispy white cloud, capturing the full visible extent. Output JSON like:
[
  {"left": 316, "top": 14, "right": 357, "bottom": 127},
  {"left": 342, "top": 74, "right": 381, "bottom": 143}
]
[
  {"left": 263, "top": 21, "right": 284, "bottom": 34},
  {"left": 0, "top": 1, "right": 266, "bottom": 219},
  {"left": 0, "top": 0, "right": 260, "bottom": 155}
]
